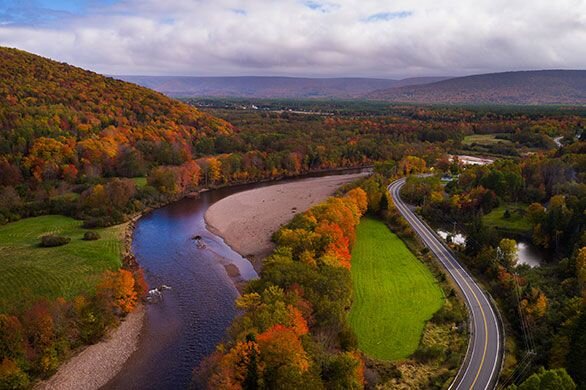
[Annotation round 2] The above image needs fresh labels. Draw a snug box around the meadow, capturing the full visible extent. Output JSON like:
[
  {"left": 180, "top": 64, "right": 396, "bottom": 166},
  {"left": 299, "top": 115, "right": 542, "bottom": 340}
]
[
  {"left": 462, "top": 133, "right": 513, "bottom": 146},
  {"left": 483, "top": 203, "right": 532, "bottom": 233},
  {"left": 0, "top": 215, "right": 125, "bottom": 312},
  {"left": 348, "top": 217, "right": 443, "bottom": 361}
]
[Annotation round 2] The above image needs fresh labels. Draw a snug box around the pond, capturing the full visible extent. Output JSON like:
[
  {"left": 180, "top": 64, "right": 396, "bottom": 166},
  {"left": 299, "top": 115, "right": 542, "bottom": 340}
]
[{"left": 435, "top": 229, "right": 547, "bottom": 267}]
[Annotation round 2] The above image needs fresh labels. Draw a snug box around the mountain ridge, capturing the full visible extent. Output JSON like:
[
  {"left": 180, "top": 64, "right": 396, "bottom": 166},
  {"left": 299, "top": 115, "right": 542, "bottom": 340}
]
[
  {"left": 366, "top": 70, "right": 586, "bottom": 104},
  {"left": 116, "top": 75, "right": 450, "bottom": 98}
]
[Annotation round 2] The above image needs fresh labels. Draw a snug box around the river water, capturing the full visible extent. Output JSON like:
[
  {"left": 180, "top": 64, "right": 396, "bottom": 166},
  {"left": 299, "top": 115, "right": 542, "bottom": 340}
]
[{"left": 104, "top": 169, "right": 367, "bottom": 390}]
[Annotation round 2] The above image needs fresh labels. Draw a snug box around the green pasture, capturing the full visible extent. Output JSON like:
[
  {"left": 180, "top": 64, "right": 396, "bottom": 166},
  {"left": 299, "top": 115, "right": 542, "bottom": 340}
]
[
  {"left": 0, "top": 215, "right": 125, "bottom": 312},
  {"left": 483, "top": 204, "right": 532, "bottom": 233},
  {"left": 462, "top": 134, "right": 513, "bottom": 146},
  {"left": 348, "top": 217, "right": 443, "bottom": 360}
]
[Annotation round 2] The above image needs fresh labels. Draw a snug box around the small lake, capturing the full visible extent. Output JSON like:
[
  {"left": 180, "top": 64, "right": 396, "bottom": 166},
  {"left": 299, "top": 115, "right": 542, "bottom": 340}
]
[
  {"left": 435, "top": 229, "right": 546, "bottom": 267},
  {"left": 104, "top": 169, "right": 368, "bottom": 390},
  {"left": 515, "top": 241, "right": 546, "bottom": 268}
]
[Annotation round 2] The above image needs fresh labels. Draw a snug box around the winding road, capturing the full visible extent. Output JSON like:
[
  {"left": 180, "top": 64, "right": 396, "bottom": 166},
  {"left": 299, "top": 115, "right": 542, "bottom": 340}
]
[{"left": 388, "top": 178, "right": 502, "bottom": 390}]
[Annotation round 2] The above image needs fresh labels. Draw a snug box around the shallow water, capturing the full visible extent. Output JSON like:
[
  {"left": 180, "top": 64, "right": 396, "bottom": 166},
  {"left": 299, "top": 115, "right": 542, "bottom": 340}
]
[{"left": 104, "top": 169, "right": 368, "bottom": 390}]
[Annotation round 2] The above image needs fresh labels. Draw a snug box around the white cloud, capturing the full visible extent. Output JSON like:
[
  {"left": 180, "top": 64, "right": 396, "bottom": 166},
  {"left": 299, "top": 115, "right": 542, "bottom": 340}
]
[{"left": 0, "top": 0, "right": 585, "bottom": 77}]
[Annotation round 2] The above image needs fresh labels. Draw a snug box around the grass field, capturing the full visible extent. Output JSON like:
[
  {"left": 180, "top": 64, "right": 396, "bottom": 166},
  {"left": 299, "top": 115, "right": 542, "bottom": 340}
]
[
  {"left": 348, "top": 217, "right": 443, "bottom": 361},
  {"left": 132, "top": 176, "right": 148, "bottom": 188},
  {"left": 483, "top": 204, "right": 531, "bottom": 233},
  {"left": 462, "top": 134, "right": 513, "bottom": 146},
  {"left": 0, "top": 215, "right": 126, "bottom": 312}
]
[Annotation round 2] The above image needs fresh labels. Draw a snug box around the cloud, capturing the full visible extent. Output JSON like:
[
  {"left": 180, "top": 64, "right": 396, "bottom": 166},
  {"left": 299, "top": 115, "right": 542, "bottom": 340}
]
[{"left": 0, "top": 0, "right": 585, "bottom": 78}]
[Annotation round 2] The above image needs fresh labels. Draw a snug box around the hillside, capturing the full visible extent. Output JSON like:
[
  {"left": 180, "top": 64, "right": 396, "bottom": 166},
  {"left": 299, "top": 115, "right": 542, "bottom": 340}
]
[
  {"left": 116, "top": 75, "right": 449, "bottom": 98},
  {"left": 0, "top": 46, "right": 232, "bottom": 180},
  {"left": 367, "top": 70, "right": 586, "bottom": 105}
]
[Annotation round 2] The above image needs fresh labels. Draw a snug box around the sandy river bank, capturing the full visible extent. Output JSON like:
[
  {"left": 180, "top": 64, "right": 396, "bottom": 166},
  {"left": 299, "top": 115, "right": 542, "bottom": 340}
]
[
  {"left": 205, "top": 173, "right": 367, "bottom": 269},
  {"left": 36, "top": 306, "right": 145, "bottom": 390}
]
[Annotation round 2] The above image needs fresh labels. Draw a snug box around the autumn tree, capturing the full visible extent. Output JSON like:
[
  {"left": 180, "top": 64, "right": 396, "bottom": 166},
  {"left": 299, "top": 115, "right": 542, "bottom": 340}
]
[
  {"left": 96, "top": 269, "right": 138, "bottom": 315},
  {"left": 21, "top": 301, "right": 58, "bottom": 375},
  {"left": 147, "top": 166, "right": 179, "bottom": 195},
  {"left": 346, "top": 187, "right": 368, "bottom": 215},
  {"left": 510, "top": 367, "right": 575, "bottom": 390},
  {"left": 399, "top": 155, "right": 426, "bottom": 175},
  {"left": 0, "top": 358, "right": 29, "bottom": 389},
  {"left": 256, "top": 324, "right": 310, "bottom": 388},
  {"left": 499, "top": 238, "right": 518, "bottom": 268},
  {"left": 0, "top": 315, "right": 26, "bottom": 364},
  {"left": 576, "top": 247, "right": 586, "bottom": 302}
]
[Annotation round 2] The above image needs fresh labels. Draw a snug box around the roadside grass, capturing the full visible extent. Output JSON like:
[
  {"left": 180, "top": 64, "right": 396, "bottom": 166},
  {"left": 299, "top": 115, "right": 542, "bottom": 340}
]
[
  {"left": 483, "top": 203, "right": 531, "bottom": 233},
  {"left": 462, "top": 134, "right": 513, "bottom": 146},
  {"left": 132, "top": 176, "right": 148, "bottom": 188},
  {"left": 349, "top": 217, "right": 443, "bottom": 361},
  {"left": 0, "top": 215, "right": 125, "bottom": 312}
]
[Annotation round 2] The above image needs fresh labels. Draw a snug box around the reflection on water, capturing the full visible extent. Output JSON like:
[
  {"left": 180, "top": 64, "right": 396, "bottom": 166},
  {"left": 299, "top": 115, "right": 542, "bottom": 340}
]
[
  {"left": 516, "top": 241, "right": 544, "bottom": 268},
  {"left": 104, "top": 190, "right": 255, "bottom": 390}
]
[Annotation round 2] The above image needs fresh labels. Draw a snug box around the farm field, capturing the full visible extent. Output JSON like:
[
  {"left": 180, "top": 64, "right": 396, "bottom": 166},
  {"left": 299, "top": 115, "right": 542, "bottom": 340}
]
[
  {"left": 348, "top": 217, "right": 443, "bottom": 361},
  {"left": 0, "top": 215, "right": 126, "bottom": 312},
  {"left": 483, "top": 203, "right": 532, "bottom": 233},
  {"left": 462, "top": 133, "right": 513, "bottom": 146}
]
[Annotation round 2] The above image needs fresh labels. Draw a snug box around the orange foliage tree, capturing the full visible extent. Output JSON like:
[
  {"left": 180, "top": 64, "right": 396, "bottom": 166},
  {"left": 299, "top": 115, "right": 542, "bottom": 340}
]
[{"left": 96, "top": 269, "right": 138, "bottom": 315}]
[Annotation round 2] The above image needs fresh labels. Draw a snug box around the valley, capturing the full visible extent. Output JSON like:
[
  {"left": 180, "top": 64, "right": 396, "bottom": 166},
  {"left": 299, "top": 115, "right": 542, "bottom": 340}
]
[{"left": 0, "top": 45, "right": 583, "bottom": 390}]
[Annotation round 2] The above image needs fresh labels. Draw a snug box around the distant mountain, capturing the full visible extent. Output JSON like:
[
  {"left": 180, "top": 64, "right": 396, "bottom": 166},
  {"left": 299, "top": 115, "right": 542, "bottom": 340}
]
[
  {"left": 366, "top": 70, "right": 586, "bottom": 105},
  {"left": 116, "top": 75, "right": 449, "bottom": 99}
]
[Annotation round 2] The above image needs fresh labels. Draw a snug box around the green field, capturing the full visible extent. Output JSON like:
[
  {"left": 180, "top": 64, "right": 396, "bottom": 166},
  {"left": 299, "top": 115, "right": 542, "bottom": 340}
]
[
  {"left": 0, "top": 215, "right": 125, "bottom": 312},
  {"left": 483, "top": 204, "right": 531, "bottom": 233},
  {"left": 132, "top": 176, "right": 148, "bottom": 188},
  {"left": 348, "top": 217, "right": 443, "bottom": 360},
  {"left": 462, "top": 134, "right": 513, "bottom": 146}
]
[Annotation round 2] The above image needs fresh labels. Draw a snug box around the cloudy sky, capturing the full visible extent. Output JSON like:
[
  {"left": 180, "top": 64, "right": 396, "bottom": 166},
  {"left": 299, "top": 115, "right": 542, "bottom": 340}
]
[{"left": 0, "top": 0, "right": 585, "bottom": 78}]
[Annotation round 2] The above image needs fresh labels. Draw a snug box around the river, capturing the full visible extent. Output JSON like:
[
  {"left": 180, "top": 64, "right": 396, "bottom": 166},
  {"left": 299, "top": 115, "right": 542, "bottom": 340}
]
[{"left": 104, "top": 169, "right": 367, "bottom": 390}]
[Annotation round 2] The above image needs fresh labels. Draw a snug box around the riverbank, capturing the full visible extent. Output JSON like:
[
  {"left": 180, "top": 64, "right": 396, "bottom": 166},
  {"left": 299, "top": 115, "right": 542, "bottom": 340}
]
[
  {"left": 34, "top": 217, "right": 144, "bottom": 390},
  {"left": 36, "top": 306, "right": 145, "bottom": 390},
  {"left": 205, "top": 173, "right": 367, "bottom": 271}
]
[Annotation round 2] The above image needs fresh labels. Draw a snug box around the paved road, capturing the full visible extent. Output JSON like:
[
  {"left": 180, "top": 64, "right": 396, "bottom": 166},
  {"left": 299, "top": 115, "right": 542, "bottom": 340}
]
[{"left": 388, "top": 178, "right": 502, "bottom": 390}]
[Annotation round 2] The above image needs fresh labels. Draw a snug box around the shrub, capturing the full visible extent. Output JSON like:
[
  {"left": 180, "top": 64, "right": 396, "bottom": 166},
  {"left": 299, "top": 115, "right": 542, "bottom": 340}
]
[
  {"left": 83, "top": 231, "right": 101, "bottom": 241},
  {"left": 431, "top": 302, "right": 465, "bottom": 324},
  {"left": 0, "top": 358, "right": 29, "bottom": 390},
  {"left": 338, "top": 326, "right": 358, "bottom": 351},
  {"left": 82, "top": 216, "right": 116, "bottom": 228},
  {"left": 413, "top": 345, "right": 444, "bottom": 363},
  {"left": 40, "top": 234, "right": 70, "bottom": 247}
]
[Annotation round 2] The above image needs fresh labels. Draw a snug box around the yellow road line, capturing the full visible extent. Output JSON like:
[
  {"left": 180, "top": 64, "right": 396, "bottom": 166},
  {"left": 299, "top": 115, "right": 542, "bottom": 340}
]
[{"left": 391, "top": 182, "right": 489, "bottom": 389}]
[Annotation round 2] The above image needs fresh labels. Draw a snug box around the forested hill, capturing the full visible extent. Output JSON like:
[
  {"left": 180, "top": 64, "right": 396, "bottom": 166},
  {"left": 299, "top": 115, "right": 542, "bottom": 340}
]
[
  {"left": 366, "top": 70, "right": 586, "bottom": 105},
  {"left": 117, "top": 75, "right": 449, "bottom": 98},
  {"left": 0, "top": 47, "right": 232, "bottom": 173}
]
